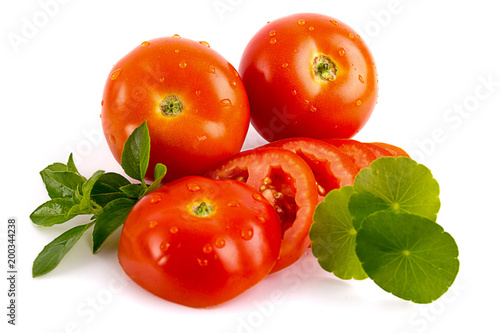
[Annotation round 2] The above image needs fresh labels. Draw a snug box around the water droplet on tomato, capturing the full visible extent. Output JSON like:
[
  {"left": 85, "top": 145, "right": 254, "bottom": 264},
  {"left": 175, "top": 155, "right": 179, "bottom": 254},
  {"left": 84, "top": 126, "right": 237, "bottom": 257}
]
[
  {"left": 282, "top": 62, "right": 289, "bottom": 68},
  {"left": 197, "top": 135, "right": 207, "bottom": 142},
  {"left": 269, "top": 38, "right": 277, "bottom": 45},
  {"left": 101, "top": 100, "right": 104, "bottom": 106},
  {"left": 159, "top": 77, "right": 165, "bottom": 83},
  {"left": 338, "top": 48, "right": 346, "bottom": 56},
  {"left": 203, "top": 244, "right": 213, "bottom": 254},
  {"left": 197, "top": 258, "right": 208, "bottom": 267},
  {"left": 141, "top": 41, "right": 150, "bottom": 47},
  {"left": 269, "top": 30, "right": 276, "bottom": 36},
  {"left": 293, "top": 48, "right": 299, "bottom": 53},
  {"left": 308, "top": 26, "right": 315, "bottom": 31},
  {"left": 187, "top": 183, "right": 201, "bottom": 192},
  {"left": 160, "top": 241, "right": 170, "bottom": 252},
  {"left": 348, "top": 33, "right": 354, "bottom": 39},
  {"left": 199, "top": 40, "right": 210, "bottom": 47},
  {"left": 149, "top": 220, "right": 158, "bottom": 228},
  {"left": 172, "top": 34, "right": 181, "bottom": 38},
  {"left": 358, "top": 75, "right": 365, "bottom": 84},
  {"left": 220, "top": 98, "right": 232, "bottom": 107},
  {"left": 179, "top": 60, "right": 187, "bottom": 68},
  {"left": 150, "top": 194, "right": 162, "bottom": 204},
  {"left": 291, "top": 89, "right": 297, "bottom": 96},
  {"left": 241, "top": 227, "right": 254, "bottom": 241},
  {"left": 170, "top": 226, "right": 179, "bottom": 234},
  {"left": 256, "top": 216, "right": 266, "bottom": 223},
  {"left": 234, "top": 70, "right": 239, "bottom": 77},
  {"left": 208, "top": 65, "right": 216, "bottom": 74},
  {"left": 252, "top": 193, "right": 264, "bottom": 202},
  {"left": 231, "top": 81, "right": 237, "bottom": 86},
  {"left": 297, "top": 19, "right": 306, "bottom": 25},
  {"left": 195, "top": 90, "right": 201, "bottom": 96},
  {"left": 310, "top": 105, "right": 317, "bottom": 112},
  {"left": 356, "top": 99, "right": 362, "bottom": 106},
  {"left": 227, "top": 200, "right": 240, "bottom": 207},
  {"left": 215, "top": 237, "right": 226, "bottom": 248},
  {"left": 110, "top": 69, "right": 121, "bottom": 80},
  {"left": 330, "top": 19, "right": 339, "bottom": 25},
  {"left": 109, "top": 134, "right": 116, "bottom": 144},
  {"left": 174, "top": 49, "right": 180, "bottom": 53}
]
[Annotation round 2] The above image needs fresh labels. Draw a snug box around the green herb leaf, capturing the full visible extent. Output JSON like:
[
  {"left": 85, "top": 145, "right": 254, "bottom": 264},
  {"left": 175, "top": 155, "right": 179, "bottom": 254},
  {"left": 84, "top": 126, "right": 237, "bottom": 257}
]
[
  {"left": 92, "top": 198, "right": 136, "bottom": 253},
  {"left": 30, "top": 198, "right": 79, "bottom": 226},
  {"left": 32, "top": 222, "right": 93, "bottom": 277},
  {"left": 310, "top": 186, "right": 368, "bottom": 280},
  {"left": 349, "top": 157, "right": 440, "bottom": 229},
  {"left": 355, "top": 211, "right": 459, "bottom": 304},
  {"left": 79, "top": 170, "right": 105, "bottom": 210},
  {"left": 119, "top": 183, "right": 143, "bottom": 198},
  {"left": 66, "top": 153, "right": 79, "bottom": 174},
  {"left": 141, "top": 163, "right": 167, "bottom": 198},
  {"left": 120, "top": 121, "right": 150, "bottom": 182},
  {"left": 90, "top": 172, "right": 131, "bottom": 207},
  {"left": 40, "top": 169, "right": 86, "bottom": 199}
]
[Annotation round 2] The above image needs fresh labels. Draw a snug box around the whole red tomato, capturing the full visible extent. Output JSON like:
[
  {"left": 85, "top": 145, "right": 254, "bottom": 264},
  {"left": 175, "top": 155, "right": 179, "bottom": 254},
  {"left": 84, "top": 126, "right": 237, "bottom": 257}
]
[
  {"left": 239, "top": 13, "right": 378, "bottom": 141},
  {"left": 101, "top": 36, "right": 250, "bottom": 182},
  {"left": 118, "top": 176, "right": 282, "bottom": 308}
]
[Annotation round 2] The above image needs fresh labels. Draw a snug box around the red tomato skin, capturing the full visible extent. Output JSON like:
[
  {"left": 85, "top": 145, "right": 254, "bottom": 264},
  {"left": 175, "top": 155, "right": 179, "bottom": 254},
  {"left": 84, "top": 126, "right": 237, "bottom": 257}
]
[
  {"left": 101, "top": 37, "right": 250, "bottom": 182},
  {"left": 239, "top": 13, "right": 378, "bottom": 141},
  {"left": 323, "top": 138, "right": 377, "bottom": 170},
  {"left": 205, "top": 148, "right": 318, "bottom": 273},
  {"left": 118, "top": 176, "right": 281, "bottom": 308}
]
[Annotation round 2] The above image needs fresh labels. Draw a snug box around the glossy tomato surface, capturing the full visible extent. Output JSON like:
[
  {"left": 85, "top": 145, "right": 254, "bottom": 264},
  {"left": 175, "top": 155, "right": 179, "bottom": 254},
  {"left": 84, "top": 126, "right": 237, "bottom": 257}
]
[
  {"left": 205, "top": 148, "right": 318, "bottom": 273},
  {"left": 118, "top": 176, "right": 281, "bottom": 308},
  {"left": 239, "top": 13, "right": 378, "bottom": 141},
  {"left": 101, "top": 36, "right": 250, "bottom": 182}
]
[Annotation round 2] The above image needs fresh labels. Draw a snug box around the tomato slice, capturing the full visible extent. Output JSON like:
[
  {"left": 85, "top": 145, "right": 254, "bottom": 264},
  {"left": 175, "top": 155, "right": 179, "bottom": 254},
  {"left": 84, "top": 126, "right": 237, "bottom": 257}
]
[
  {"left": 364, "top": 142, "right": 393, "bottom": 158},
  {"left": 370, "top": 142, "right": 410, "bottom": 158},
  {"left": 262, "top": 137, "right": 357, "bottom": 201},
  {"left": 323, "top": 139, "right": 377, "bottom": 170},
  {"left": 205, "top": 148, "right": 318, "bottom": 273}
]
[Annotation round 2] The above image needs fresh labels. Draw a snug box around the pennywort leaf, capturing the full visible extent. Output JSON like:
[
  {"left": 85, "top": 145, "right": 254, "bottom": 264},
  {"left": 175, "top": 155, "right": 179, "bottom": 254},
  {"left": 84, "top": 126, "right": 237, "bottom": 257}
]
[
  {"left": 92, "top": 198, "right": 136, "bottom": 253},
  {"left": 32, "top": 222, "right": 93, "bottom": 277},
  {"left": 349, "top": 157, "right": 440, "bottom": 229},
  {"left": 310, "top": 186, "right": 367, "bottom": 280},
  {"left": 355, "top": 211, "right": 459, "bottom": 304},
  {"left": 120, "top": 121, "right": 150, "bottom": 182}
]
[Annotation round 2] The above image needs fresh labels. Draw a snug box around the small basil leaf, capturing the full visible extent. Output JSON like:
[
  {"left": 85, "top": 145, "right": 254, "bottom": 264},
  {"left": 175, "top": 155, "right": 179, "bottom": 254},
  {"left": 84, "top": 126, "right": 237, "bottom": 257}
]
[{"left": 120, "top": 121, "right": 150, "bottom": 182}]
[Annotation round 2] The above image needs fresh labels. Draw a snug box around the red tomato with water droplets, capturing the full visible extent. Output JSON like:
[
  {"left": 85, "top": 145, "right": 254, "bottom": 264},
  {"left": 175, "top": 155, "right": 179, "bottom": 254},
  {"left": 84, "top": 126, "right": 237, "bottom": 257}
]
[
  {"left": 239, "top": 13, "right": 378, "bottom": 141},
  {"left": 118, "top": 176, "right": 281, "bottom": 308},
  {"left": 101, "top": 36, "right": 250, "bottom": 182}
]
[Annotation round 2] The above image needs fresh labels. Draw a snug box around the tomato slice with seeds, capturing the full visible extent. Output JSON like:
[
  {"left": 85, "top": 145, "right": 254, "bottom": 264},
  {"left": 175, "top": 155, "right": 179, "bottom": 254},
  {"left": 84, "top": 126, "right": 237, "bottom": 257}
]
[
  {"left": 262, "top": 137, "right": 358, "bottom": 201},
  {"left": 323, "top": 139, "right": 377, "bottom": 170},
  {"left": 370, "top": 142, "right": 410, "bottom": 158},
  {"left": 205, "top": 147, "right": 318, "bottom": 273}
]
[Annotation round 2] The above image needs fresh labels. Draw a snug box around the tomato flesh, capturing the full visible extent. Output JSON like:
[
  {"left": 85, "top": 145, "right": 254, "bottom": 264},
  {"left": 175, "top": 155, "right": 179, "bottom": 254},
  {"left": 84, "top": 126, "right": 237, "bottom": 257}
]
[
  {"left": 370, "top": 142, "right": 411, "bottom": 158},
  {"left": 323, "top": 139, "right": 378, "bottom": 170},
  {"left": 262, "top": 137, "right": 357, "bottom": 201},
  {"left": 118, "top": 176, "right": 281, "bottom": 308},
  {"left": 205, "top": 148, "right": 318, "bottom": 273}
]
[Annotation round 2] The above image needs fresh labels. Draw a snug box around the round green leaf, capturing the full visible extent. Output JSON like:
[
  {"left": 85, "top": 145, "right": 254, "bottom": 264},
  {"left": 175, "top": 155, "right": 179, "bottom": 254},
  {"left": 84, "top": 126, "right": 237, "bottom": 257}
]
[
  {"left": 310, "top": 186, "right": 368, "bottom": 280},
  {"left": 356, "top": 211, "right": 459, "bottom": 303},
  {"left": 350, "top": 157, "right": 440, "bottom": 229}
]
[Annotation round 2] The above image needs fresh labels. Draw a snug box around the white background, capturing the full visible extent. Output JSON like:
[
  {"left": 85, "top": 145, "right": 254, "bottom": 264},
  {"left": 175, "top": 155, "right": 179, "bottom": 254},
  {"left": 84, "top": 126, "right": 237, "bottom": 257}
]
[{"left": 1, "top": 0, "right": 499, "bottom": 332}]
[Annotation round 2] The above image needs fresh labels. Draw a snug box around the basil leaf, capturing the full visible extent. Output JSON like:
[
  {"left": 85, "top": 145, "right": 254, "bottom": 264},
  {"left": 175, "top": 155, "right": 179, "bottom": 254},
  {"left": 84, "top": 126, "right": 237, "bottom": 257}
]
[
  {"left": 79, "top": 170, "right": 105, "bottom": 210},
  {"left": 32, "top": 222, "right": 93, "bottom": 277},
  {"left": 40, "top": 169, "right": 87, "bottom": 199},
  {"left": 119, "top": 184, "right": 143, "bottom": 199},
  {"left": 356, "top": 211, "right": 460, "bottom": 304},
  {"left": 30, "top": 198, "right": 79, "bottom": 226},
  {"left": 310, "top": 186, "right": 368, "bottom": 280},
  {"left": 350, "top": 157, "right": 440, "bottom": 229},
  {"left": 141, "top": 163, "right": 167, "bottom": 198},
  {"left": 120, "top": 121, "right": 150, "bottom": 182},
  {"left": 90, "top": 172, "right": 131, "bottom": 207},
  {"left": 92, "top": 198, "right": 136, "bottom": 253}
]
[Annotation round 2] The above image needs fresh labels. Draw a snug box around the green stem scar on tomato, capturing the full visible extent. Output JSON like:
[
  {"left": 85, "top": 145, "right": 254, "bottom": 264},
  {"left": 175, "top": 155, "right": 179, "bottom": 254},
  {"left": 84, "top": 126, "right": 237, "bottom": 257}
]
[
  {"left": 312, "top": 55, "right": 337, "bottom": 82},
  {"left": 160, "top": 94, "right": 184, "bottom": 116}
]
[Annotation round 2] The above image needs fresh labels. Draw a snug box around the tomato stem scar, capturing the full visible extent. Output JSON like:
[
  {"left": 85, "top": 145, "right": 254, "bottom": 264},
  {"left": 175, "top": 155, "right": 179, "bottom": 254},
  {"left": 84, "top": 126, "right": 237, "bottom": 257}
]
[
  {"left": 160, "top": 94, "right": 184, "bottom": 116},
  {"left": 193, "top": 202, "right": 213, "bottom": 217},
  {"left": 312, "top": 55, "right": 337, "bottom": 82}
]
